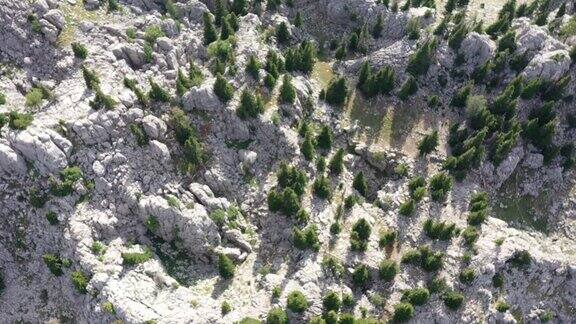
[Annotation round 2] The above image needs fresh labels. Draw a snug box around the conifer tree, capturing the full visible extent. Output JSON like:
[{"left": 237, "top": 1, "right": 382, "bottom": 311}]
[
  {"left": 316, "top": 125, "right": 333, "bottom": 150},
  {"left": 279, "top": 75, "right": 296, "bottom": 104},
  {"left": 372, "top": 15, "right": 384, "bottom": 38},
  {"left": 246, "top": 55, "right": 261, "bottom": 80},
  {"left": 213, "top": 74, "right": 234, "bottom": 102},
  {"left": 237, "top": 90, "right": 264, "bottom": 119},
  {"left": 276, "top": 22, "right": 291, "bottom": 44},
  {"left": 220, "top": 19, "right": 234, "bottom": 40},
  {"left": 329, "top": 148, "right": 345, "bottom": 174},
  {"left": 418, "top": 131, "right": 439, "bottom": 156},
  {"left": 203, "top": 12, "right": 217, "bottom": 45},
  {"left": 325, "top": 77, "right": 348, "bottom": 105},
  {"left": 301, "top": 134, "right": 315, "bottom": 161}
]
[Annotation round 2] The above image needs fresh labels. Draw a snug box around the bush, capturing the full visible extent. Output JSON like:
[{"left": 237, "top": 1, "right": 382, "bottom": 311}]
[
  {"left": 379, "top": 230, "right": 396, "bottom": 248},
  {"left": 358, "top": 62, "right": 396, "bottom": 97},
  {"left": 378, "top": 259, "right": 398, "bottom": 281},
  {"left": 443, "top": 291, "right": 464, "bottom": 309},
  {"left": 492, "top": 272, "right": 504, "bottom": 288},
  {"left": 25, "top": 88, "right": 44, "bottom": 108},
  {"left": 220, "top": 18, "right": 234, "bottom": 40},
  {"left": 266, "top": 308, "right": 288, "bottom": 324},
  {"left": 43, "top": 254, "right": 65, "bottom": 276},
  {"left": 71, "top": 271, "right": 89, "bottom": 294},
  {"left": 148, "top": 79, "right": 170, "bottom": 103},
  {"left": 392, "top": 302, "right": 414, "bottom": 322},
  {"left": 495, "top": 300, "right": 510, "bottom": 312},
  {"left": 398, "top": 76, "right": 418, "bottom": 100},
  {"left": 325, "top": 77, "right": 348, "bottom": 105},
  {"left": 399, "top": 199, "right": 416, "bottom": 216},
  {"left": 459, "top": 268, "right": 476, "bottom": 284},
  {"left": 401, "top": 288, "right": 430, "bottom": 306},
  {"left": 46, "top": 211, "right": 59, "bottom": 225},
  {"left": 509, "top": 250, "right": 531, "bottom": 268},
  {"left": 122, "top": 248, "right": 153, "bottom": 266},
  {"left": 129, "top": 123, "right": 149, "bottom": 146},
  {"left": 218, "top": 253, "right": 235, "bottom": 279},
  {"left": 279, "top": 75, "right": 296, "bottom": 104},
  {"left": 221, "top": 301, "right": 232, "bottom": 314},
  {"left": 89, "top": 89, "right": 116, "bottom": 110},
  {"left": 351, "top": 264, "right": 371, "bottom": 288},
  {"left": 0, "top": 92, "right": 5, "bottom": 106},
  {"left": 82, "top": 66, "right": 100, "bottom": 90},
  {"left": 246, "top": 55, "right": 261, "bottom": 79},
  {"left": 71, "top": 42, "right": 88, "bottom": 59},
  {"left": 313, "top": 175, "right": 332, "bottom": 199},
  {"left": 8, "top": 111, "right": 33, "bottom": 130},
  {"left": 353, "top": 171, "right": 368, "bottom": 196},
  {"left": 428, "top": 276, "right": 447, "bottom": 294},
  {"left": 323, "top": 291, "right": 341, "bottom": 312},
  {"left": 287, "top": 291, "right": 308, "bottom": 313},
  {"left": 401, "top": 246, "right": 444, "bottom": 272},
  {"left": 423, "top": 219, "right": 456, "bottom": 240},
  {"left": 293, "top": 225, "right": 320, "bottom": 250},
  {"left": 406, "top": 39, "right": 436, "bottom": 76},
  {"left": 418, "top": 130, "right": 439, "bottom": 156},
  {"left": 237, "top": 90, "right": 264, "bottom": 119},
  {"left": 350, "top": 218, "right": 371, "bottom": 251},
  {"left": 329, "top": 148, "right": 345, "bottom": 174},
  {"left": 50, "top": 166, "right": 83, "bottom": 197},
  {"left": 428, "top": 172, "right": 452, "bottom": 201},
  {"left": 461, "top": 226, "right": 479, "bottom": 245}
]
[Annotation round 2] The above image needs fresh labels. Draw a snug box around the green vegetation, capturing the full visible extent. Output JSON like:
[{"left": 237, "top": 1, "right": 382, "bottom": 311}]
[
  {"left": 237, "top": 90, "right": 264, "bottom": 119},
  {"left": 293, "top": 225, "right": 320, "bottom": 251},
  {"left": 423, "top": 219, "right": 456, "bottom": 240},
  {"left": 378, "top": 259, "right": 399, "bottom": 282},
  {"left": 43, "top": 254, "right": 66, "bottom": 276},
  {"left": 418, "top": 130, "right": 439, "bottom": 156},
  {"left": 443, "top": 291, "right": 464, "bottom": 309},
  {"left": 324, "top": 77, "right": 347, "bottom": 105},
  {"left": 357, "top": 62, "right": 395, "bottom": 97},
  {"left": 428, "top": 172, "right": 452, "bottom": 201},
  {"left": 8, "top": 111, "right": 33, "bottom": 130},
  {"left": 50, "top": 166, "right": 83, "bottom": 197},
  {"left": 459, "top": 268, "right": 476, "bottom": 285},
  {"left": 322, "top": 291, "right": 341, "bottom": 312},
  {"left": 401, "top": 287, "right": 430, "bottom": 306},
  {"left": 266, "top": 308, "right": 288, "bottom": 324},
  {"left": 329, "top": 148, "right": 345, "bottom": 175},
  {"left": 353, "top": 171, "right": 368, "bottom": 197},
  {"left": 218, "top": 253, "right": 236, "bottom": 279},
  {"left": 71, "top": 42, "right": 88, "bottom": 59},
  {"left": 350, "top": 218, "right": 371, "bottom": 251},
  {"left": 392, "top": 302, "right": 414, "bottom": 322},
  {"left": 25, "top": 88, "right": 44, "bottom": 107},
  {"left": 313, "top": 175, "right": 332, "bottom": 199},
  {"left": 71, "top": 271, "right": 89, "bottom": 294},
  {"left": 351, "top": 263, "right": 371, "bottom": 288},
  {"left": 401, "top": 245, "right": 444, "bottom": 272},
  {"left": 122, "top": 248, "right": 153, "bottom": 266},
  {"left": 287, "top": 290, "right": 308, "bottom": 313}
]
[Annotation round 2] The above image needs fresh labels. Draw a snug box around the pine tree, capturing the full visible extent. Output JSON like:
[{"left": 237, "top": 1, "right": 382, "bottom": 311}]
[
  {"left": 316, "top": 125, "right": 333, "bottom": 150},
  {"left": 418, "top": 131, "right": 439, "bottom": 156},
  {"left": 246, "top": 55, "right": 261, "bottom": 80},
  {"left": 372, "top": 15, "right": 384, "bottom": 38},
  {"left": 406, "top": 39, "right": 437, "bottom": 76},
  {"left": 213, "top": 74, "right": 234, "bottom": 102},
  {"left": 279, "top": 75, "right": 296, "bottom": 104},
  {"left": 450, "top": 83, "right": 473, "bottom": 108},
  {"left": 148, "top": 78, "right": 170, "bottom": 102},
  {"left": 203, "top": 12, "right": 217, "bottom": 45},
  {"left": 325, "top": 77, "right": 348, "bottom": 105},
  {"left": 358, "top": 61, "right": 371, "bottom": 90},
  {"left": 232, "top": 0, "right": 248, "bottom": 15},
  {"left": 294, "top": 12, "right": 303, "bottom": 27},
  {"left": 301, "top": 134, "right": 315, "bottom": 161},
  {"left": 237, "top": 90, "right": 264, "bottom": 119},
  {"left": 398, "top": 76, "right": 418, "bottom": 100},
  {"left": 329, "top": 148, "right": 345, "bottom": 174},
  {"left": 353, "top": 172, "right": 368, "bottom": 196},
  {"left": 214, "top": 0, "right": 228, "bottom": 25},
  {"left": 276, "top": 22, "right": 291, "bottom": 45},
  {"left": 220, "top": 19, "right": 234, "bottom": 40}
]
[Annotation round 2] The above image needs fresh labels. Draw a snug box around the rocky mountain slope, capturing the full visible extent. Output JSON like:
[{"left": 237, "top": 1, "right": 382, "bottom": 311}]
[{"left": 0, "top": 0, "right": 575, "bottom": 323}]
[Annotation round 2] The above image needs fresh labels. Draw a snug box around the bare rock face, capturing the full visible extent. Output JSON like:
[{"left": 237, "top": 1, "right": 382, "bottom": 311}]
[
  {"left": 522, "top": 50, "right": 571, "bottom": 81},
  {"left": 461, "top": 32, "right": 496, "bottom": 70},
  {"left": 0, "top": 144, "right": 27, "bottom": 176},
  {"left": 138, "top": 195, "right": 221, "bottom": 255},
  {"left": 7, "top": 128, "right": 72, "bottom": 175}
]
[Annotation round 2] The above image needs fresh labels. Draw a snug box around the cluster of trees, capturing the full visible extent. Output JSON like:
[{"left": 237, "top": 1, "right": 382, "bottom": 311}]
[
  {"left": 350, "top": 218, "right": 371, "bottom": 251},
  {"left": 268, "top": 163, "right": 307, "bottom": 216},
  {"left": 423, "top": 219, "right": 457, "bottom": 240},
  {"left": 284, "top": 41, "right": 316, "bottom": 74},
  {"left": 467, "top": 192, "right": 489, "bottom": 225},
  {"left": 428, "top": 172, "right": 452, "bottom": 201},
  {"left": 170, "top": 108, "right": 205, "bottom": 173},
  {"left": 401, "top": 245, "right": 444, "bottom": 272},
  {"left": 357, "top": 62, "right": 395, "bottom": 97},
  {"left": 406, "top": 38, "right": 437, "bottom": 76},
  {"left": 237, "top": 90, "right": 264, "bottom": 119},
  {"left": 293, "top": 224, "right": 320, "bottom": 250},
  {"left": 322, "top": 77, "right": 348, "bottom": 105}
]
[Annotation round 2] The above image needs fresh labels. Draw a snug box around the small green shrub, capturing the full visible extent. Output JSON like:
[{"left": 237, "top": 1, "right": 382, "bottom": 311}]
[
  {"left": 287, "top": 291, "right": 308, "bottom": 313},
  {"left": 144, "top": 25, "right": 165, "bottom": 44},
  {"left": 350, "top": 218, "right": 371, "bottom": 251},
  {"left": 43, "top": 254, "right": 65, "bottom": 276},
  {"left": 492, "top": 272, "right": 504, "bottom": 288},
  {"left": 218, "top": 254, "right": 235, "bottom": 279},
  {"left": 495, "top": 300, "right": 510, "bottom": 312},
  {"left": 378, "top": 259, "right": 398, "bottom": 282},
  {"left": 313, "top": 175, "right": 332, "bottom": 199},
  {"left": 322, "top": 291, "right": 341, "bottom": 312},
  {"left": 401, "top": 288, "right": 430, "bottom": 306},
  {"left": 379, "top": 230, "right": 396, "bottom": 248},
  {"left": 443, "top": 291, "right": 464, "bottom": 310},
  {"left": 8, "top": 111, "right": 33, "bottom": 130},
  {"left": 46, "top": 212, "right": 59, "bottom": 225},
  {"left": 428, "top": 172, "right": 452, "bottom": 201},
  {"left": 392, "top": 302, "right": 414, "bottom": 322},
  {"left": 237, "top": 90, "right": 264, "bottom": 119},
  {"left": 266, "top": 308, "right": 288, "bottom": 324},
  {"left": 71, "top": 43, "right": 88, "bottom": 59},
  {"left": 122, "top": 248, "right": 153, "bottom": 266},
  {"left": 459, "top": 268, "right": 476, "bottom": 285},
  {"left": 351, "top": 264, "right": 371, "bottom": 288},
  {"left": 89, "top": 89, "right": 116, "bottom": 110},
  {"left": 130, "top": 123, "right": 149, "bottom": 146},
  {"left": 221, "top": 301, "right": 232, "bottom": 314},
  {"left": 148, "top": 79, "right": 171, "bottom": 103},
  {"left": 71, "top": 271, "right": 89, "bottom": 294},
  {"left": 25, "top": 88, "right": 44, "bottom": 107}
]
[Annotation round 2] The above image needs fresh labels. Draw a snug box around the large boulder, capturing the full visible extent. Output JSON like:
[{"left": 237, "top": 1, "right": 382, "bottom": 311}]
[
  {"left": 8, "top": 127, "right": 73, "bottom": 175},
  {"left": 460, "top": 32, "right": 496, "bottom": 69},
  {"left": 522, "top": 50, "right": 571, "bottom": 82},
  {"left": 0, "top": 143, "right": 27, "bottom": 176},
  {"left": 138, "top": 195, "right": 221, "bottom": 255},
  {"left": 182, "top": 81, "right": 221, "bottom": 112}
]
